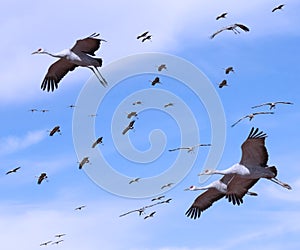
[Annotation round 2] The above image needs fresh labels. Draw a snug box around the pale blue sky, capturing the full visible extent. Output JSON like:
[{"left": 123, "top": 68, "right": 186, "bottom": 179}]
[{"left": 1, "top": 1, "right": 300, "bottom": 249}]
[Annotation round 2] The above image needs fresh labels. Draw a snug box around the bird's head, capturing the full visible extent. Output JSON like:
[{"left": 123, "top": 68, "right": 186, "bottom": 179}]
[
  {"left": 198, "top": 169, "right": 214, "bottom": 176},
  {"left": 184, "top": 185, "right": 196, "bottom": 191},
  {"left": 31, "top": 48, "right": 45, "bottom": 54}
]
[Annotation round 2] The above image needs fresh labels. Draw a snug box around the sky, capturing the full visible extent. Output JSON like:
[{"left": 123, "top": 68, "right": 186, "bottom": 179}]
[{"left": 1, "top": 0, "right": 300, "bottom": 249}]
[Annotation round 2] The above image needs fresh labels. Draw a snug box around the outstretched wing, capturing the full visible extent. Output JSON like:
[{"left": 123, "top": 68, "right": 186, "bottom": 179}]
[
  {"left": 251, "top": 103, "right": 271, "bottom": 109},
  {"left": 71, "top": 33, "right": 103, "bottom": 55},
  {"left": 235, "top": 23, "right": 250, "bottom": 32},
  {"left": 185, "top": 189, "right": 225, "bottom": 219},
  {"left": 41, "top": 59, "right": 77, "bottom": 92},
  {"left": 210, "top": 28, "right": 226, "bottom": 39},
  {"left": 231, "top": 115, "right": 248, "bottom": 127},
  {"left": 240, "top": 127, "right": 268, "bottom": 167}
]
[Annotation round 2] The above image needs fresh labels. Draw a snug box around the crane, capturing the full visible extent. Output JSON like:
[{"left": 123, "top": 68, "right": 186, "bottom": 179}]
[
  {"left": 161, "top": 182, "right": 174, "bottom": 189},
  {"left": 272, "top": 4, "right": 285, "bottom": 12},
  {"left": 49, "top": 126, "right": 61, "bottom": 136},
  {"left": 168, "top": 144, "right": 211, "bottom": 153},
  {"left": 224, "top": 66, "right": 235, "bottom": 74},
  {"left": 29, "top": 108, "right": 38, "bottom": 112},
  {"left": 5, "top": 166, "right": 21, "bottom": 175},
  {"left": 129, "top": 177, "right": 141, "bottom": 184},
  {"left": 92, "top": 136, "right": 103, "bottom": 148},
  {"left": 78, "top": 157, "right": 89, "bottom": 169},
  {"left": 75, "top": 205, "right": 86, "bottom": 211},
  {"left": 137, "top": 31, "right": 149, "bottom": 40},
  {"left": 210, "top": 23, "right": 250, "bottom": 39},
  {"left": 142, "top": 35, "right": 152, "bottom": 42},
  {"left": 132, "top": 101, "right": 142, "bottom": 106},
  {"left": 52, "top": 240, "right": 64, "bottom": 245},
  {"left": 37, "top": 173, "right": 48, "bottom": 184},
  {"left": 144, "top": 211, "right": 156, "bottom": 219},
  {"left": 151, "top": 195, "right": 165, "bottom": 202},
  {"left": 40, "top": 241, "right": 52, "bottom": 246},
  {"left": 55, "top": 234, "right": 66, "bottom": 238},
  {"left": 216, "top": 12, "right": 228, "bottom": 20},
  {"left": 218, "top": 79, "right": 228, "bottom": 88},
  {"left": 231, "top": 112, "right": 274, "bottom": 127},
  {"left": 126, "top": 111, "right": 138, "bottom": 119},
  {"left": 199, "top": 127, "right": 292, "bottom": 190},
  {"left": 157, "top": 64, "right": 167, "bottom": 72},
  {"left": 251, "top": 101, "right": 293, "bottom": 110},
  {"left": 32, "top": 33, "right": 108, "bottom": 92},
  {"left": 164, "top": 103, "right": 174, "bottom": 108},
  {"left": 150, "top": 76, "right": 161, "bottom": 86},
  {"left": 122, "top": 120, "right": 135, "bottom": 135}
]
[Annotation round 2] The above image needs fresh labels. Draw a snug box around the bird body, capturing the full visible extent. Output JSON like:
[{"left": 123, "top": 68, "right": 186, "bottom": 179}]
[
  {"left": 216, "top": 12, "right": 228, "bottom": 20},
  {"left": 49, "top": 126, "right": 61, "bottom": 136},
  {"left": 142, "top": 35, "right": 152, "bottom": 42},
  {"left": 92, "top": 137, "right": 103, "bottom": 148},
  {"left": 218, "top": 79, "right": 228, "bottom": 88},
  {"left": 225, "top": 66, "right": 234, "bottom": 74},
  {"left": 272, "top": 4, "right": 285, "bottom": 12},
  {"left": 144, "top": 211, "right": 156, "bottom": 219},
  {"left": 127, "top": 111, "right": 138, "bottom": 119},
  {"left": 55, "top": 234, "right": 66, "bottom": 238},
  {"left": 32, "top": 33, "right": 107, "bottom": 91},
  {"left": 164, "top": 103, "right": 174, "bottom": 108},
  {"left": 129, "top": 177, "right": 141, "bottom": 184},
  {"left": 157, "top": 64, "right": 167, "bottom": 71},
  {"left": 150, "top": 76, "right": 161, "bottom": 86},
  {"left": 79, "top": 157, "right": 89, "bottom": 169},
  {"left": 52, "top": 240, "right": 64, "bottom": 245},
  {"left": 37, "top": 173, "right": 47, "bottom": 184},
  {"left": 40, "top": 241, "right": 52, "bottom": 246},
  {"left": 6, "top": 166, "right": 21, "bottom": 175},
  {"left": 122, "top": 120, "right": 135, "bottom": 135},
  {"left": 75, "top": 205, "right": 86, "bottom": 210}
]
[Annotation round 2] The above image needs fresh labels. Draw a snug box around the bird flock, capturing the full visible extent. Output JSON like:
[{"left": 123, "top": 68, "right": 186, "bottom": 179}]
[{"left": 3, "top": 2, "right": 294, "bottom": 247}]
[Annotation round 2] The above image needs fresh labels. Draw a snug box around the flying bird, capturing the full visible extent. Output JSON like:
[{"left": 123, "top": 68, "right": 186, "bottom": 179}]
[
  {"left": 157, "top": 64, "right": 167, "bottom": 71},
  {"left": 129, "top": 177, "right": 141, "bottom": 184},
  {"left": 52, "top": 240, "right": 64, "bottom": 245},
  {"left": 78, "top": 157, "right": 89, "bottom": 169},
  {"left": 40, "top": 109, "right": 49, "bottom": 113},
  {"left": 151, "top": 195, "right": 165, "bottom": 202},
  {"left": 37, "top": 173, "right": 48, "bottom": 184},
  {"left": 218, "top": 79, "right": 228, "bottom": 88},
  {"left": 142, "top": 35, "right": 152, "bottom": 42},
  {"left": 224, "top": 66, "right": 235, "bottom": 74},
  {"left": 32, "top": 33, "right": 108, "bottom": 92},
  {"left": 75, "top": 205, "right": 86, "bottom": 211},
  {"left": 126, "top": 111, "right": 138, "bottom": 119},
  {"left": 122, "top": 120, "right": 135, "bottom": 135},
  {"left": 161, "top": 182, "right": 174, "bottom": 189},
  {"left": 40, "top": 241, "right": 52, "bottom": 246},
  {"left": 49, "top": 126, "right": 61, "bottom": 136},
  {"left": 119, "top": 201, "right": 165, "bottom": 217},
  {"left": 137, "top": 31, "right": 149, "bottom": 40},
  {"left": 164, "top": 103, "right": 174, "bottom": 108},
  {"left": 272, "top": 4, "right": 285, "bottom": 12},
  {"left": 92, "top": 137, "right": 103, "bottom": 148},
  {"left": 5, "top": 166, "right": 21, "bottom": 175},
  {"left": 55, "top": 234, "right": 66, "bottom": 238},
  {"left": 29, "top": 108, "right": 38, "bottom": 112},
  {"left": 210, "top": 23, "right": 250, "bottom": 39},
  {"left": 68, "top": 104, "right": 76, "bottom": 108},
  {"left": 132, "top": 101, "right": 142, "bottom": 106},
  {"left": 251, "top": 101, "right": 293, "bottom": 110},
  {"left": 144, "top": 211, "right": 156, "bottom": 219},
  {"left": 216, "top": 12, "right": 228, "bottom": 20},
  {"left": 168, "top": 144, "right": 211, "bottom": 153},
  {"left": 199, "top": 127, "right": 291, "bottom": 192},
  {"left": 150, "top": 76, "right": 161, "bottom": 86},
  {"left": 231, "top": 112, "right": 274, "bottom": 127},
  {"left": 160, "top": 198, "right": 172, "bottom": 204}
]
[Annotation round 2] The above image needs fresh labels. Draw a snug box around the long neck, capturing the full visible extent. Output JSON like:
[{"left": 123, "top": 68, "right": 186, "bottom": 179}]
[
  {"left": 42, "top": 50, "right": 66, "bottom": 58},
  {"left": 192, "top": 185, "right": 210, "bottom": 191}
]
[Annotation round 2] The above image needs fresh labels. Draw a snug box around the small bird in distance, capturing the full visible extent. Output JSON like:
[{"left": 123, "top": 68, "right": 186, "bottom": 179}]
[{"left": 6, "top": 166, "right": 21, "bottom": 175}]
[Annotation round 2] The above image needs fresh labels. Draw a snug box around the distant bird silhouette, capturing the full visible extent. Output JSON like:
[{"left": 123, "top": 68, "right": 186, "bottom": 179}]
[
  {"left": 150, "top": 76, "right": 161, "bottom": 86},
  {"left": 216, "top": 12, "right": 228, "bottom": 20},
  {"left": 210, "top": 23, "right": 250, "bottom": 39},
  {"left": 126, "top": 111, "right": 138, "bottom": 119},
  {"left": 161, "top": 198, "right": 172, "bottom": 204},
  {"left": 137, "top": 31, "right": 149, "bottom": 40},
  {"left": 32, "top": 33, "right": 107, "bottom": 91},
  {"left": 164, "top": 103, "right": 174, "bottom": 108},
  {"left": 40, "top": 109, "right": 49, "bottom": 113},
  {"left": 151, "top": 195, "right": 165, "bottom": 202},
  {"left": 157, "top": 64, "right": 167, "bottom": 71},
  {"left": 88, "top": 113, "right": 97, "bottom": 117},
  {"left": 78, "top": 157, "right": 89, "bottom": 169},
  {"left": 55, "top": 234, "right": 66, "bottom": 238},
  {"left": 231, "top": 112, "right": 274, "bottom": 127},
  {"left": 37, "top": 173, "right": 48, "bottom": 184},
  {"left": 29, "top": 108, "right": 38, "bottom": 112},
  {"left": 224, "top": 66, "right": 235, "bottom": 74},
  {"left": 52, "top": 240, "right": 64, "bottom": 245},
  {"left": 161, "top": 182, "right": 174, "bottom": 189},
  {"left": 92, "top": 137, "right": 103, "bottom": 148},
  {"left": 122, "top": 120, "right": 135, "bottom": 135},
  {"left": 218, "top": 79, "right": 228, "bottom": 88},
  {"left": 49, "top": 126, "right": 61, "bottom": 136},
  {"left": 132, "top": 101, "right": 142, "bottom": 106},
  {"left": 68, "top": 104, "right": 76, "bottom": 108},
  {"left": 272, "top": 4, "right": 285, "bottom": 12},
  {"left": 129, "top": 177, "right": 141, "bottom": 184},
  {"left": 75, "top": 205, "right": 86, "bottom": 211},
  {"left": 40, "top": 241, "right": 52, "bottom": 246},
  {"left": 251, "top": 101, "right": 293, "bottom": 110},
  {"left": 142, "top": 35, "right": 152, "bottom": 42},
  {"left": 6, "top": 166, "right": 21, "bottom": 175},
  {"left": 169, "top": 144, "right": 211, "bottom": 153},
  {"left": 144, "top": 211, "right": 156, "bottom": 219}
]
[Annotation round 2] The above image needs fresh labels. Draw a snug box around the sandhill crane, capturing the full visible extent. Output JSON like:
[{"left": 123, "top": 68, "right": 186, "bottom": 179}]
[
  {"left": 168, "top": 144, "right": 211, "bottom": 153},
  {"left": 184, "top": 175, "right": 257, "bottom": 219},
  {"left": 6, "top": 166, "right": 21, "bottom": 175},
  {"left": 224, "top": 66, "right": 234, "bottom": 74},
  {"left": 231, "top": 112, "right": 274, "bottom": 127},
  {"left": 68, "top": 104, "right": 76, "bottom": 108},
  {"left": 55, "top": 234, "right": 66, "bottom": 238},
  {"left": 151, "top": 195, "right": 165, "bottom": 202},
  {"left": 126, "top": 111, "right": 138, "bottom": 119},
  {"left": 119, "top": 200, "right": 165, "bottom": 217},
  {"left": 92, "top": 137, "right": 103, "bottom": 148},
  {"left": 216, "top": 12, "right": 227, "bottom": 20},
  {"left": 40, "top": 241, "right": 52, "bottom": 246},
  {"left": 210, "top": 23, "right": 250, "bottom": 39},
  {"left": 78, "top": 157, "right": 89, "bottom": 169},
  {"left": 75, "top": 205, "right": 86, "bottom": 210},
  {"left": 144, "top": 211, "right": 156, "bottom": 219},
  {"left": 137, "top": 31, "right": 149, "bottom": 40},
  {"left": 157, "top": 64, "right": 167, "bottom": 71},
  {"left": 52, "top": 240, "right": 64, "bottom": 245},
  {"left": 142, "top": 35, "right": 152, "bottom": 42},
  {"left": 122, "top": 120, "right": 135, "bottom": 135},
  {"left": 272, "top": 4, "right": 285, "bottom": 12},
  {"left": 160, "top": 198, "right": 172, "bottom": 204},
  {"left": 129, "top": 177, "right": 141, "bottom": 184},
  {"left": 199, "top": 127, "right": 292, "bottom": 190},
  {"left": 218, "top": 79, "right": 228, "bottom": 88},
  {"left": 132, "top": 101, "right": 142, "bottom": 106},
  {"left": 49, "top": 126, "right": 61, "bottom": 136},
  {"left": 150, "top": 76, "right": 161, "bottom": 86},
  {"left": 32, "top": 33, "right": 107, "bottom": 92},
  {"left": 164, "top": 103, "right": 174, "bottom": 108},
  {"left": 251, "top": 101, "right": 293, "bottom": 110},
  {"left": 40, "top": 109, "right": 49, "bottom": 113},
  {"left": 29, "top": 108, "right": 38, "bottom": 112},
  {"left": 161, "top": 182, "right": 174, "bottom": 189},
  {"left": 37, "top": 173, "right": 48, "bottom": 184}
]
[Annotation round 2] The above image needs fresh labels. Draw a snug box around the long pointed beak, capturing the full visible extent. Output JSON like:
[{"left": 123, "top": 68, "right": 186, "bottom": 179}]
[{"left": 100, "top": 39, "right": 107, "bottom": 42}]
